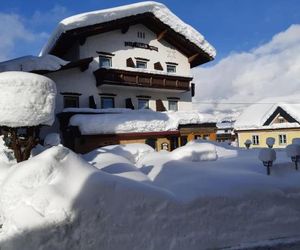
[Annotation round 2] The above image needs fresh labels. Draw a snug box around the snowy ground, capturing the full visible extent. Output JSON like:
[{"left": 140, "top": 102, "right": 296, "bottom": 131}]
[{"left": 0, "top": 140, "right": 300, "bottom": 249}]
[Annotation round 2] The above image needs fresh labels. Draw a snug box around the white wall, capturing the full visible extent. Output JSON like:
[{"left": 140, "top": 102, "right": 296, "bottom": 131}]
[{"left": 80, "top": 24, "right": 191, "bottom": 77}]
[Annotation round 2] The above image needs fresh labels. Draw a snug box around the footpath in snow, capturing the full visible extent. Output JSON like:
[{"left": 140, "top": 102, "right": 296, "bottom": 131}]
[{"left": 0, "top": 140, "right": 300, "bottom": 249}]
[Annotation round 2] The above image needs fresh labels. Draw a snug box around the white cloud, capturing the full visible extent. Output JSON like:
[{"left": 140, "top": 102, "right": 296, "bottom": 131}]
[
  {"left": 0, "top": 5, "right": 70, "bottom": 61},
  {"left": 192, "top": 24, "right": 300, "bottom": 120}
]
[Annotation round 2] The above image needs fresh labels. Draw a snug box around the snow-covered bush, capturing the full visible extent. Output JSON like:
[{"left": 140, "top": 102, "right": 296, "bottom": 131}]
[
  {"left": 266, "top": 137, "right": 275, "bottom": 148},
  {"left": 292, "top": 138, "right": 300, "bottom": 145},
  {"left": 244, "top": 139, "right": 252, "bottom": 149},
  {"left": 171, "top": 140, "right": 218, "bottom": 162},
  {"left": 286, "top": 144, "right": 300, "bottom": 170},
  {"left": 0, "top": 72, "right": 56, "bottom": 162},
  {"left": 258, "top": 148, "right": 276, "bottom": 175},
  {"left": 44, "top": 133, "right": 61, "bottom": 147}
]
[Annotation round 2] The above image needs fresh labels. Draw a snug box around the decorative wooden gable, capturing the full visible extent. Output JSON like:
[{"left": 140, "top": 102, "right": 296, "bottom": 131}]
[{"left": 263, "top": 106, "right": 299, "bottom": 126}]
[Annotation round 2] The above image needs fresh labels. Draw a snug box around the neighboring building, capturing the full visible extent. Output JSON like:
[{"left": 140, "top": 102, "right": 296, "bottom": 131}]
[
  {"left": 0, "top": 2, "right": 217, "bottom": 152},
  {"left": 234, "top": 96, "right": 300, "bottom": 148},
  {"left": 216, "top": 121, "right": 235, "bottom": 142}
]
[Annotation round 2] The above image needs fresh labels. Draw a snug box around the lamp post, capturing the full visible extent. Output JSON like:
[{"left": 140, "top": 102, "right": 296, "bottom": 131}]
[{"left": 286, "top": 144, "right": 300, "bottom": 171}]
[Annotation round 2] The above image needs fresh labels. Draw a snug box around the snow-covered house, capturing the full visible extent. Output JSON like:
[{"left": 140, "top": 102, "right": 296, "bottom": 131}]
[
  {"left": 0, "top": 2, "right": 216, "bottom": 152},
  {"left": 234, "top": 95, "right": 300, "bottom": 148},
  {"left": 216, "top": 121, "right": 235, "bottom": 142}
]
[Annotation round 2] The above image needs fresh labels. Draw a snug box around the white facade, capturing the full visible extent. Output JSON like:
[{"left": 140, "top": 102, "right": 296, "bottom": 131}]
[{"left": 45, "top": 23, "right": 194, "bottom": 114}]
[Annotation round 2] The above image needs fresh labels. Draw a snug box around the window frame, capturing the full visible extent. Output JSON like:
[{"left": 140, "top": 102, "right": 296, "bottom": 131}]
[
  {"left": 136, "top": 60, "right": 147, "bottom": 69},
  {"left": 101, "top": 96, "right": 115, "bottom": 109},
  {"left": 166, "top": 64, "right": 176, "bottom": 73},
  {"left": 137, "top": 98, "right": 150, "bottom": 109},
  {"left": 63, "top": 95, "right": 79, "bottom": 108},
  {"left": 99, "top": 56, "right": 112, "bottom": 68},
  {"left": 252, "top": 135, "right": 259, "bottom": 145},
  {"left": 279, "top": 134, "right": 287, "bottom": 145},
  {"left": 168, "top": 100, "right": 178, "bottom": 111}
]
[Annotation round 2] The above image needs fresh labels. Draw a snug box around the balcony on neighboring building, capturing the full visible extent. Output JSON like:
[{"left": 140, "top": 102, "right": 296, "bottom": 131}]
[{"left": 93, "top": 68, "right": 192, "bottom": 92}]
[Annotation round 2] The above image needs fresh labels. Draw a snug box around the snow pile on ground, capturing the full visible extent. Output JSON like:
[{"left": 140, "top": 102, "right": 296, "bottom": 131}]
[
  {"left": 44, "top": 133, "right": 61, "bottom": 147},
  {"left": 40, "top": 1, "right": 216, "bottom": 58},
  {"left": 171, "top": 140, "right": 218, "bottom": 161},
  {"left": 0, "top": 55, "right": 68, "bottom": 73},
  {"left": 0, "top": 72, "right": 56, "bottom": 127},
  {"left": 70, "top": 110, "right": 216, "bottom": 135},
  {"left": 1, "top": 142, "right": 300, "bottom": 249}
]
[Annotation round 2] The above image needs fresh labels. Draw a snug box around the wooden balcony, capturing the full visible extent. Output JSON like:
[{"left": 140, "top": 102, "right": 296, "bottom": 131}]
[{"left": 93, "top": 68, "right": 192, "bottom": 91}]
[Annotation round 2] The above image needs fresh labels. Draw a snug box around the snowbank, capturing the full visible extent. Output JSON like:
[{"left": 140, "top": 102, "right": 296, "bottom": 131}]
[
  {"left": 1, "top": 143, "right": 300, "bottom": 249},
  {"left": 70, "top": 110, "right": 216, "bottom": 135},
  {"left": 0, "top": 55, "right": 68, "bottom": 73},
  {"left": 44, "top": 133, "right": 61, "bottom": 147},
  {"left": 0, "top": 72, "right": 56, "bottom": 127},
  {"left": 171, "top": 140, "right": 218, "bottom": 161},
  {"left": 40, "top": 1, "right": 216, "bottom": 58}
]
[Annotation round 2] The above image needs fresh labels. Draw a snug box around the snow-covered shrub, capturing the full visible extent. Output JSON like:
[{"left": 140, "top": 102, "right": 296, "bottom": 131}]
[
  {"left": 258, "top": 148, "right": 276, "bottom": 175},
  {"left": 286, "top": 144, "right": 300, "bottom": 170},
  {"left": 266, "top": 137, "right": 275, "bottom": 148},
  {"left": 292, "top": 138, "right": 300, "bottom": 145},
  {"left": 171, "top": 141, "right": 218, "bottom": 162},
  {"left": 244, "top": 139, "right": 252, "bottom": 149},
  {"left": 44, "top": 133, "right": 61, "bottom": 147}
]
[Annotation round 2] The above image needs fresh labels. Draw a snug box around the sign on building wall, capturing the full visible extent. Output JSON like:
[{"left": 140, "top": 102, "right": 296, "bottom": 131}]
[{"left": 124, "top": 41, "right": 158, "bottom": 52}]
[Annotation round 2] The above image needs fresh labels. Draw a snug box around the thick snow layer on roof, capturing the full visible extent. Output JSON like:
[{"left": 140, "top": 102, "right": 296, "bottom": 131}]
[
  {"left": 234, "top": 94, "right": 300, "bottom": 130},
  {"left": 69, "top": 110, "right": 216, "bottom": 135},
  {"left": 0, "top": 55, "right": 68, "bottom": 73},
  {"left": 2, "top": 143, "right": 300, "bottom": 249},
  {"left": 40, "top": 1, "right": 216, "bottom": 58},
  {"left": 0, "top": 72, "right": 56, "bottom": 127}
]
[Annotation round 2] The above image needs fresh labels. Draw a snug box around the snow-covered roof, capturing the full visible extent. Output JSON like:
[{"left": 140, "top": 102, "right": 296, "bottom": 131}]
[
  {"left": 40, "top": 1, "right": 216, "bottom": 58},
  {"left": 216, "top": 121, "right": 235, "bottom": 129},
  {"left": 0, "top": 71, "right": 56, "bottom": 127},
  {"left": 0, "top": 55, "right": 68, "bottom": 73},
  {"left": 69, "top": 110, "right": 216, "bottom": 135},
  {"left": 234, "top": 95, "right": 300, "bottom": 130}
]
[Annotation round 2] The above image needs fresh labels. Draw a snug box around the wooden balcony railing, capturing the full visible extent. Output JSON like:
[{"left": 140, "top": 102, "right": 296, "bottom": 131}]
[{"left": 93, "top": 68, "right": 192, "bottom": 91}]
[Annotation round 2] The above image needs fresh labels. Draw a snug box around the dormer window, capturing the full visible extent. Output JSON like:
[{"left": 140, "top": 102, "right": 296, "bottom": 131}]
[
  {"left": 137, "top": 31, "right": 145, "bottom": 39},
  {"left": 99, "top": 56, "right": 112, "bottom": 68}
]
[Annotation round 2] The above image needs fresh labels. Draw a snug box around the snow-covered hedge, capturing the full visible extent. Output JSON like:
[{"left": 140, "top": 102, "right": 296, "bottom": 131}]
[{"left": 0, "top": 72, "right": 56, "bottom": 127}]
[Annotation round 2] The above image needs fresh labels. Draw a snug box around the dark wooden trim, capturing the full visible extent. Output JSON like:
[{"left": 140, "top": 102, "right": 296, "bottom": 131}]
[
  {"left": 48, "top": 12, "right": 213, "bottom": 67},
  {"left": 165, "top": 62, "right": 178, "bottom": 66},
  {"left": 136, "top": 95, "right": 151, "bottom": 99},
  {"left": 60, "top": 92, "right": 82, "bottom": 96},
  {"left": 97, "top": 51, "right": 115, "bottom": 56},
  {"left": 179, "top": 123, "right": 217, "bottom": 128},
  {"left": 157, "top": 29, "right": 168, "bottom": 41},
  {"left": 98, "top": 93, "right": 117, "bottom": 96},
  {"left": 93, "top": 68, "right": 192, "bottom": 91},
  {"left": 167, "top": 97, "right": 180, "bottom": 100},
  {"left": 134, "top": 57, "right": 150, "bottom": 61},
  {"left": 154, "top": 62, "right": 163, "bottom": 71},
  {"left": 263, "top": 106, "right": 299, "bottom": 125}
]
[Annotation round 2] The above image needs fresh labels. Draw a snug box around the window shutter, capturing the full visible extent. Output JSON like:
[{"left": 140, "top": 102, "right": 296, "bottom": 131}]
[
  {"left": 89, "top": 96, "right": 97, "bottom": 109},
  {"left": 191, "top": 83, "right": 195, "bottom": 97},
  {"left": 125, "top": 98, "right": 134, "bottom": 109},
  {"left": 154, "top": 62, "right": 163, "bottom": 71},
  {"left": 126, "top": 58, "right": 135, "bottom": 68},
  {"left": 156, "top": 99, "right": 166, "bottom": 112}
]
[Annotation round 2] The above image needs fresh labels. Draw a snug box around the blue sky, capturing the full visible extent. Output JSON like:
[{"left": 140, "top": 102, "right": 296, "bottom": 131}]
[{"left": 1, "top": 0, "right": 300, "bottom": 62}]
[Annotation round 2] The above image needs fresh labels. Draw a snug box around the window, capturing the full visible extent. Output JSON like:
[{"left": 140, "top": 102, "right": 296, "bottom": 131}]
[
  {"left": 138, "top": 99, "right": 149, "bottom": 109},
  {"left": 279, "top": 134, "right": 287, "bottom": 145},
  {"left": 63, "top": 95, "right": 79, "bottom": 108},
  {"left": 101, "top": 97, "right": 114, "bottom": 109},
  {"left": 252, "top": 135, "right": 259, "bottom": 145},
  {"left": 137, "top": 31, "right": 145, "bottom": 39},
  {"left": 136, "top": 60, "right": 147, "bottom": 69},
  {"left": 194, "top": 135, "right": 201, "bottom": 140},
  {"left": 170, "top": 136, "right": 179, "bottom": 151},
  {"left": 278, "top": 116, "right": 285, "bottom": 123},
  {"left": 99, "top": 56, "right": 112, "bottom": 68},
  {"left": 181, "top": 136, "right": 188, "bottom": 146},
  {"left": 168, "top": 100, "right": 178, "bottom": 111},
  {"left": 166, "top": 64, "right": 176, "bottom": 73},
  {"left": 203, "top": 134, "right": 210, "bottom": 140}
]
